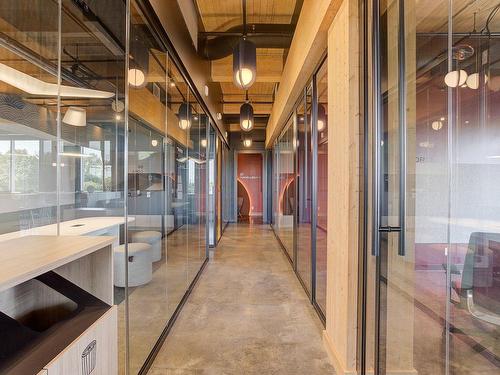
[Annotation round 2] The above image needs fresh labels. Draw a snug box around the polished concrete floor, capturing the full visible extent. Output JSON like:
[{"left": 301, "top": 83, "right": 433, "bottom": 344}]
[{"left": 150, "top": 223, "right": 335, "bottom": 374}]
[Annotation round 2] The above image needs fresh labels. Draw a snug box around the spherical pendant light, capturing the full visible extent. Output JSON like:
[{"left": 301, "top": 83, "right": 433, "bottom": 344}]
[
  {"left": 240, "top": 102, "right": 254, "bottom": 131},
  {"left": 178, "top": 102, "right": 192, "bottom": 130},
  {"left": 233, "top": 39, "right": 257, "bottom": 90},
  {"left": 444, "top": 69, "right": 468, "bottom": 88}
]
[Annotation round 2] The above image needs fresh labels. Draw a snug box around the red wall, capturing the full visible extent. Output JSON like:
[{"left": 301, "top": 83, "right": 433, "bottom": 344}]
[{"left": 237, "top": 153, "right": 263, "bottom": 216}]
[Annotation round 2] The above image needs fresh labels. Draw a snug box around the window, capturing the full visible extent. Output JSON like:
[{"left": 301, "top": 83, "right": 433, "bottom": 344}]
[{"left": 81, "top": 145, "right": 104, "bottom": 193}]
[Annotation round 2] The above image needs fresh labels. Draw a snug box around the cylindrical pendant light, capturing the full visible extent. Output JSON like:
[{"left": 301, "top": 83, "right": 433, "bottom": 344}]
[
  {"left": 240, "top": 102, "right": 254, "bottom": 131},
  {"left": 178, "top": 102, "right": 192, "bottom": 130},
  {"left": 243, "top": 137, "right": 252, "bottom": 148},
  {"left": 233, "top": 39, "right": 257, "bottom": 90}
]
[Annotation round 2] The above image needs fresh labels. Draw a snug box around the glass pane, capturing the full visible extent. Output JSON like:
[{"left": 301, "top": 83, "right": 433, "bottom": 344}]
[
  {"left": 449, "top": 3, "right": 500, "bottom": 374},
  {"left": 0, "top": 1, "right": 60, "bottom": 237},
  {"left": 277, "top": 119, "right": 295, "bottom": 259},
  {"left": 297, "top": 89, "right": 312, "bottom": 292},
  {"left": 316, "top": 61, "right": 328, "bottom": 314}
]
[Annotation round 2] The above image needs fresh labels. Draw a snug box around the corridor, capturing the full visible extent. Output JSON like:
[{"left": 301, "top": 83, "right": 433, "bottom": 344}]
[{"left": 150, "top": 223, "right": 334, "bottom": 374}]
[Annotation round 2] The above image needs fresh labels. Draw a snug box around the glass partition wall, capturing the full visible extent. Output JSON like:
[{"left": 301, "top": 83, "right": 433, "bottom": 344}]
[
  {"left": 271, "top": 57, "right": 328, "bottom": 321},
  {"left": 0, "top": 2, "right": 213, "bottom": 374},
  {"left": 362, "top": 0, "right": 500, "bottom": 374}
]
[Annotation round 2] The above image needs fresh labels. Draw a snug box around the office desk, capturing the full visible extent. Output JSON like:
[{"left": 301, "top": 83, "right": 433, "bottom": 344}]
[{"left": 0, "top": 216, "right": 134, "bottom": 246}]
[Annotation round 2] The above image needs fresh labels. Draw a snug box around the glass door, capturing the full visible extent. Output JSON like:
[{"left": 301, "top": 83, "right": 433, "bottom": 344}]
[{"left": 368, "top": 1, "right": 500, "bottom": 374}]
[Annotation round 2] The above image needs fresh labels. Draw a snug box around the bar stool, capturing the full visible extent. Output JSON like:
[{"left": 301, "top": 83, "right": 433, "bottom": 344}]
[
  {"left": 130, "top": 231, "right": 162, "bottom": 262},
  {"left": 113, "top": 243, "right": 152, "bottom": 287}
]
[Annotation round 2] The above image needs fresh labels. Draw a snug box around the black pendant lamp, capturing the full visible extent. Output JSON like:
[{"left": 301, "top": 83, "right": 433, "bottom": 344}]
[
  {"left": 240, "top": 92, "right": 254, "bottom": 131},
  {"left": 233, "top": 38, "right": 257, "bottom": 90},
  {"left": 178, "top": 102, "right": 192, "bottom": 130}
]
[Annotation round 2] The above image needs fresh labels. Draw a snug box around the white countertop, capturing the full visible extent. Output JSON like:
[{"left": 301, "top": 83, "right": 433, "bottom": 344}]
[
  {"left": 0, "top": 235, "right": 115, "bottom": 292},
  {"left": 0, "top": 216, "right": 134, "bottom": 242}
]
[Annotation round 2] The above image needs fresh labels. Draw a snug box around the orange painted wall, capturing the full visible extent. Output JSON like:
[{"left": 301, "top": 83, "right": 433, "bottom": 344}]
[{"left": 237, "top": 153, "right": 263, "bottom": 216}]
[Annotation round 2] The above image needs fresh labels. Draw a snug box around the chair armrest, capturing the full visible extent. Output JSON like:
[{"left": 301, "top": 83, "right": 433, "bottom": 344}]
[{"left": 466, "top": 289, "right": 500, "bottom": 326}]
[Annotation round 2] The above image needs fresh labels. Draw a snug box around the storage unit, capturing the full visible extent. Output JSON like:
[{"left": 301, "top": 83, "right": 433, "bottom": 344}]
[{"left": 0, "top": 235, "right": 117, "bottom": 375}]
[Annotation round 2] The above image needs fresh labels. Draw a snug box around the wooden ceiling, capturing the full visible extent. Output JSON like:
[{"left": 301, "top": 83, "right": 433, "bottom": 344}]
[{"left": 194, "top": 0, "right": 299, "bottom": 130}]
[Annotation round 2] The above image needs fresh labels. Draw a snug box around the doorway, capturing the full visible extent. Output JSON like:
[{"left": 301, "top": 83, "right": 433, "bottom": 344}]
[{"left": 236, "top": 152, "right": 264, "bottom": 224}]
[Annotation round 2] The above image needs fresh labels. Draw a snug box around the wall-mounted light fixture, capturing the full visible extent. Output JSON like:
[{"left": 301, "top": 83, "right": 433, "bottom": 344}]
[{"left": 233, "top": 39, "right": 256, "bottom": 90}]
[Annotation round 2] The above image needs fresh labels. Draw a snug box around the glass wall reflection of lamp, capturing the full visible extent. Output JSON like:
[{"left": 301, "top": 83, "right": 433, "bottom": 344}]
[
  {"left": 63, "top": 107, "right": 86, "bottom": 127},
  {"left": 233, "top": 38, "right": 256, "bottom": 90},
  {"left": 178, "top": 103, "right": 192, "bottom": 130},
  {"left": 0, "top": 63, "right": 114, "bottom": 98},
  {"left": 201, "top": 139, "right": 207, "bottom": 148},
  {"left": 317, "top": 104, "right": 327, "bottom": 132}
]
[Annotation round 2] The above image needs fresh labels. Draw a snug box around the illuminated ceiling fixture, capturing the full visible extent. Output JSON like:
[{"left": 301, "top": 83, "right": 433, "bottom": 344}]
[
  {"left": 240, "top": 92, "right": 254, "bottom": 132},
  {"left": 0, "top": 63, "right": 114, "bottom": 98},
  {"left": 201, "top": 139, "right": 207, "bottom": 148},
  {"left": 444, "top": 69, "right": 468, "bottom": 88},
  {"left": 128, "top": 68, "right": 146, "bottom": 88},
  {"left": 431, "top": 120, "right": 443, "bottom": 131},
  {"left": 178, "top": 102, "right": 192, "bottom": 130},
  {"left": 112, "top": 99, "right": 124, "bottom": 112},
  {"left": 63, "top": 107, "right": 86, "bottom": 127},
  {"left": 151, "top": 139, "right": 158, "bottom": 147},
  {"left": 243, "top": 137, "right": 252, "bottom": 148},
  {"left": 317, "top": 104, "right": 327, "bottom": 132},
  {"left": 233, "top": 38, "right": 256, "bottom": 90}
]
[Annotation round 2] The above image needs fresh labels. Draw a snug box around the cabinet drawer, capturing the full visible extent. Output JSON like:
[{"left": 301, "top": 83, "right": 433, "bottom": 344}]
[{"left": 44, "top": 306, "right": 117, "bottom": 375}]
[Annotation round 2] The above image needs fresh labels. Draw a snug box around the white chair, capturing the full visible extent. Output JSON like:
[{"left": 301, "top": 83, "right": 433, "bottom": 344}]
[
  {"left": 113, "top": 243, "right": 152, "bottom": 287},
  {"left": 130, "top": 231, "right": 162, "bottom": 262}
]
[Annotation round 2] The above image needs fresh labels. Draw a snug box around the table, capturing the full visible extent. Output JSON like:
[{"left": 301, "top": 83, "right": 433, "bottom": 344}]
[{"left": 0, "top": 216, "right": 134, "bottom": 247}]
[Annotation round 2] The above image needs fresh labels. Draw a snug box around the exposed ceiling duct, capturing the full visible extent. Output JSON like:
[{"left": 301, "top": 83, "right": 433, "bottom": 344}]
[{"left": 198, "top": 23, "right": 295, "bottom": 60}]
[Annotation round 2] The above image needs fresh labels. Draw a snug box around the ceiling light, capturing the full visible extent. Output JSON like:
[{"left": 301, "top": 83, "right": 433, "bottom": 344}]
[
  {"left": 151, "top": 139, "right": 158, "bottom": 147},
  {"left": 0, "top": 62, "right": 114, "bottom": 98},
  {"left": 243, "top": 138, "right": 252, "bottom": 147},
  {"left": 128, "top": 68, "right": 145, "bottom": 87},
  {"left": 317, "top": 104, "right": 326, "bottom": 132},
  {"left": 431, "top": 120, "right": 443, "bottom": 131},
  {"left": 240, "top": 102, "right": 254, "bottom": 131},
  {"left": 112, "top": 99, "right": 124, "bottom": 112},
  {"left": 63, "top": 107, "right": 86, "bottom": 127},
  {"left": 466, "top": 73, "right": 488, "bottom": 90},
  {"left": 201, "top": 139, "right": 207, "bottom": 148},
  {"left": 444, "top": 69, "right": 468, "bottom": 88},
  {"left": 169, "top": 81, "right": 176, "bottom": 87},
  {"left": 233, "top": 39, "right": 256, "bottom": 90},
  {"left": 115, "top": 114, "right": 121, "bottom": 121},
  {"left": 178, "top": 102, "right": 192, "bottom": 130}
]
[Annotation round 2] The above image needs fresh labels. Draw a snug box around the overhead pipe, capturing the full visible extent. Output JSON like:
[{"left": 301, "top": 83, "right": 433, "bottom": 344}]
[{"left": 198, "top": 23, "right": 295, "bottom": 60}]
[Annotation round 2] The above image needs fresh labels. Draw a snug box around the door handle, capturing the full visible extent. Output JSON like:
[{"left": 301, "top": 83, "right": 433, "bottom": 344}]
[{"left": 397, "top": 0, "right": 406, "bottom": 256}]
